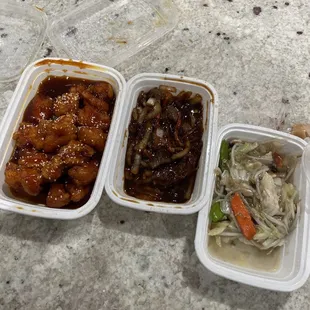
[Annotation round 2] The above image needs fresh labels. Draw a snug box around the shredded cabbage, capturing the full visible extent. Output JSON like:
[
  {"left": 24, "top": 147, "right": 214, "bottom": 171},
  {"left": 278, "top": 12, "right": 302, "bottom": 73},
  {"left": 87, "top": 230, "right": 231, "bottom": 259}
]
[
  {"left": 209, "top": 140, "right": 300, "bottom": 252},
  {"left": 260, "top": 172, "right": 280, "bottom": 216}
]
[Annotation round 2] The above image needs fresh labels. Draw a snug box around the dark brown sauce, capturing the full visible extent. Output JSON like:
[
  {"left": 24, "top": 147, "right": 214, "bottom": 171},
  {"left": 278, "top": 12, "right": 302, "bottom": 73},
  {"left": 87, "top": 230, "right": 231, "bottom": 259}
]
[
  {"left": 10, "top": 186, "right": 91, "bottom": 210},
  {"left": 35, "top": 59, "right": 104, "bottom": 71},
  {"left": 124, "top": 87, "right": 203, "bottom": 203},
  {"left": 124, "top": 176, "right": 198, "bottom": 203},
  {"left": 7, "top": 75, "right": 114, "bottom": 209},
  {"left": 38, "top": 76, "right": 96, "bottom": 98},
  {"left": 23, "top": 76, "right": 98, "bottom": 124}
]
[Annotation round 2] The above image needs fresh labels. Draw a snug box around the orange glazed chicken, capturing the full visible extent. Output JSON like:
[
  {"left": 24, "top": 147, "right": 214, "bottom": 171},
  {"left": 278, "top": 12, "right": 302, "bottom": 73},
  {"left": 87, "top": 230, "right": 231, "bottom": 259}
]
[{"left": 5, "top": 76, "right": 115, "bottom": 208}]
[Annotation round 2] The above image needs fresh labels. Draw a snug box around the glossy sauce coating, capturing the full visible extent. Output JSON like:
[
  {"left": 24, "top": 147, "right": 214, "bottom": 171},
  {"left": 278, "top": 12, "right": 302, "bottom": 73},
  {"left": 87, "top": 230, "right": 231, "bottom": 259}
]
[{"left": 5, "top": 76, "right": 115, "bottom": 209}]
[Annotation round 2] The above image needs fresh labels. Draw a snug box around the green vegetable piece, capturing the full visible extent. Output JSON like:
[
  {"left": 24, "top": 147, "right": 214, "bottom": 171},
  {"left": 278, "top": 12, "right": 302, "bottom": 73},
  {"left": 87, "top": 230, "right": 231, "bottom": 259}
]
[
  {"left": 210, "top": 201, "right": 225, "bottom": 223},
  {"left": 219, "top": 140, "right": 229, "bottom": 170}
]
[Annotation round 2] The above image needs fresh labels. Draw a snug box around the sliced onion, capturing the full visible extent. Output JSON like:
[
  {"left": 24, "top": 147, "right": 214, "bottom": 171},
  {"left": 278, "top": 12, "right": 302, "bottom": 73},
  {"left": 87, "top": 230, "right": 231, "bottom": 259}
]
[
  {"left": 126, "top": 143, "right": 133, "bottom": 166},
  {"left": 138, "top": 107, "right": 148, "bottom": 123},
  {"left": 156, "top": 128, "right": 164, "bottom": 138},
  {"left": 184, "top": 175, "right": 195, "bottom": 200},
  {"left": 136, "top": 122, "right": 153, "bottom": 151},
  {"left": 132, "top": 108, "right": 138, "bottom": 121},
  {"left": 149, "top": 157, "right": 171, "bottom": 169},
  {"left": 131, "top": 154, "right": 141, "bottom": 175},
  {"left": 166, "top": 105, "right": 179, "bottom": 122},
  {"left": 145, "top": 101, "right": 161, "bottom": 120},
  {"left": 190, "top": 114, "right": 196, "bottom": 127},
  {"left": 146, "top": 98, "right": 156, "bottom": 107},
  {"left": 172, "top": 140, "right": 190, "bottom": 160},
  {"left": 159, "top": 85, "right": 177, "bottom": 93},
  {"left": 189, "top": 94, "right": 202, "bottom": 105},
  {"left": 220, "top": 200, "right": 231, "bottom": 214}
]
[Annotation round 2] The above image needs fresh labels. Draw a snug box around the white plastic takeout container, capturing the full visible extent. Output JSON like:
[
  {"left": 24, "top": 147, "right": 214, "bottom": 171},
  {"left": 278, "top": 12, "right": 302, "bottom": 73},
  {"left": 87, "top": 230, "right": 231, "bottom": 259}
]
[
  {"left": 195, "top": 124, "right": 310, "bottom": 292},
  {"left": 105, "top": 73, "right": 219, "bottom": 214},
  {"left": 0, "top": 59, "right": 218, "bottom": 218},
  {"left": 0, "top": 58, "right": 126, "bottom": 219}
]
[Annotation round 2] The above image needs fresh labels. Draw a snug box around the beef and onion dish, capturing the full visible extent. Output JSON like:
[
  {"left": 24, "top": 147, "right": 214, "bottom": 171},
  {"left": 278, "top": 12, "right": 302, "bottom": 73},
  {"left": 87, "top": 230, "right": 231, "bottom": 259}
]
[
  {"left": 124, "top": 85, "right": 204, "bottom": 203},
  {"left": 5, "top": 76, "right": 115, "bottom": 208}
]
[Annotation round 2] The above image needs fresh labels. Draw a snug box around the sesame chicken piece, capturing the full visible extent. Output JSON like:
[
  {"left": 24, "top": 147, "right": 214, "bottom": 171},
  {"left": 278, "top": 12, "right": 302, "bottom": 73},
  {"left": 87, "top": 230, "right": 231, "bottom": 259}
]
[
  {"left": 68, "top": 160, "right": 99, "bottom": 186},
  {"left": 46, "top": 184, "right": 71, "bottom": 208},
  {"left": 38, "top": 114, "right": 78, "bottom": 153},
  {"left": 77, "top": 127, "right": 107, "bottom": 152},
  {"left": 5, "top": 162, "right": 43, "bottom": 196},
  {"left": 77, "top": 105, "right": 110, "bottom": 131},
  {"left": 54, "top": 92, "right": 80, "bottom": 116},
  {"left": 26, "top": 94, "right": 53, "bottom": 123},
  {"left": 66, "top": 183, "right": 91, "bottom": 202},
  {"left": 13, "top": 123, "right": 44, "bottom": 150},
  {"left": 89, "top": 81, "right": 114, "bottom": 100},
  {"left": 18, "top": 149, "right": 49, "bottom": 168}
]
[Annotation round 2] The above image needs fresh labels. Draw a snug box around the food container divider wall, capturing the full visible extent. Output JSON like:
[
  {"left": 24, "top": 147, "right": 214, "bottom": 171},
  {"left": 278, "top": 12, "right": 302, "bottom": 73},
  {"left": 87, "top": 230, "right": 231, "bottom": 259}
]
[
  {"left": 195, "top": 124, "right": 310, "bottom": 292},
  {"left": 105, "top": 73, "right": 219, "bottom": 214}
]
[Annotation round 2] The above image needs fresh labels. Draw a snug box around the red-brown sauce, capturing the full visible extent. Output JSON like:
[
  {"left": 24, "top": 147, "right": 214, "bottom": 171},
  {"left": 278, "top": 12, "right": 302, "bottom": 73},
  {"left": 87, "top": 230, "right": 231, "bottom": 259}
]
[{"left": 5, "top": 76, "right": 115, "bottom": 209}]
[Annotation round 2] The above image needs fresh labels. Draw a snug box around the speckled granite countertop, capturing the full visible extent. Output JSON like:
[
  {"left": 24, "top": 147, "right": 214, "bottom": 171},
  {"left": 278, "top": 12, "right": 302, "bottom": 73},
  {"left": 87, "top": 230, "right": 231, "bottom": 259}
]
[{"left": 1, "top": 0, "right": 310, "bottom": 309}]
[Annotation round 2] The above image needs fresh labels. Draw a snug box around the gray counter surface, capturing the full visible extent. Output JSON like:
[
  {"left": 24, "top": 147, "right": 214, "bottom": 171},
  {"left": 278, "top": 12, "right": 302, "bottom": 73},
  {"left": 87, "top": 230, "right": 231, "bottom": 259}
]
[{"left": 1, "top": 0, "right": 310, "bottom": 309}]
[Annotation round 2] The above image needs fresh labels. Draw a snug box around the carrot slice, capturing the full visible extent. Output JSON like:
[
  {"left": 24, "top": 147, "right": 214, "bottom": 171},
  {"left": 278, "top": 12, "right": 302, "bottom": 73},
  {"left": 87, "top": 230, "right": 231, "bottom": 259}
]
[
  {"left": 273, "top": 152, "right": 283, "bottom": 168},
  {"left": 231, "top": 193, "right": 256, "bottom": 240}
]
